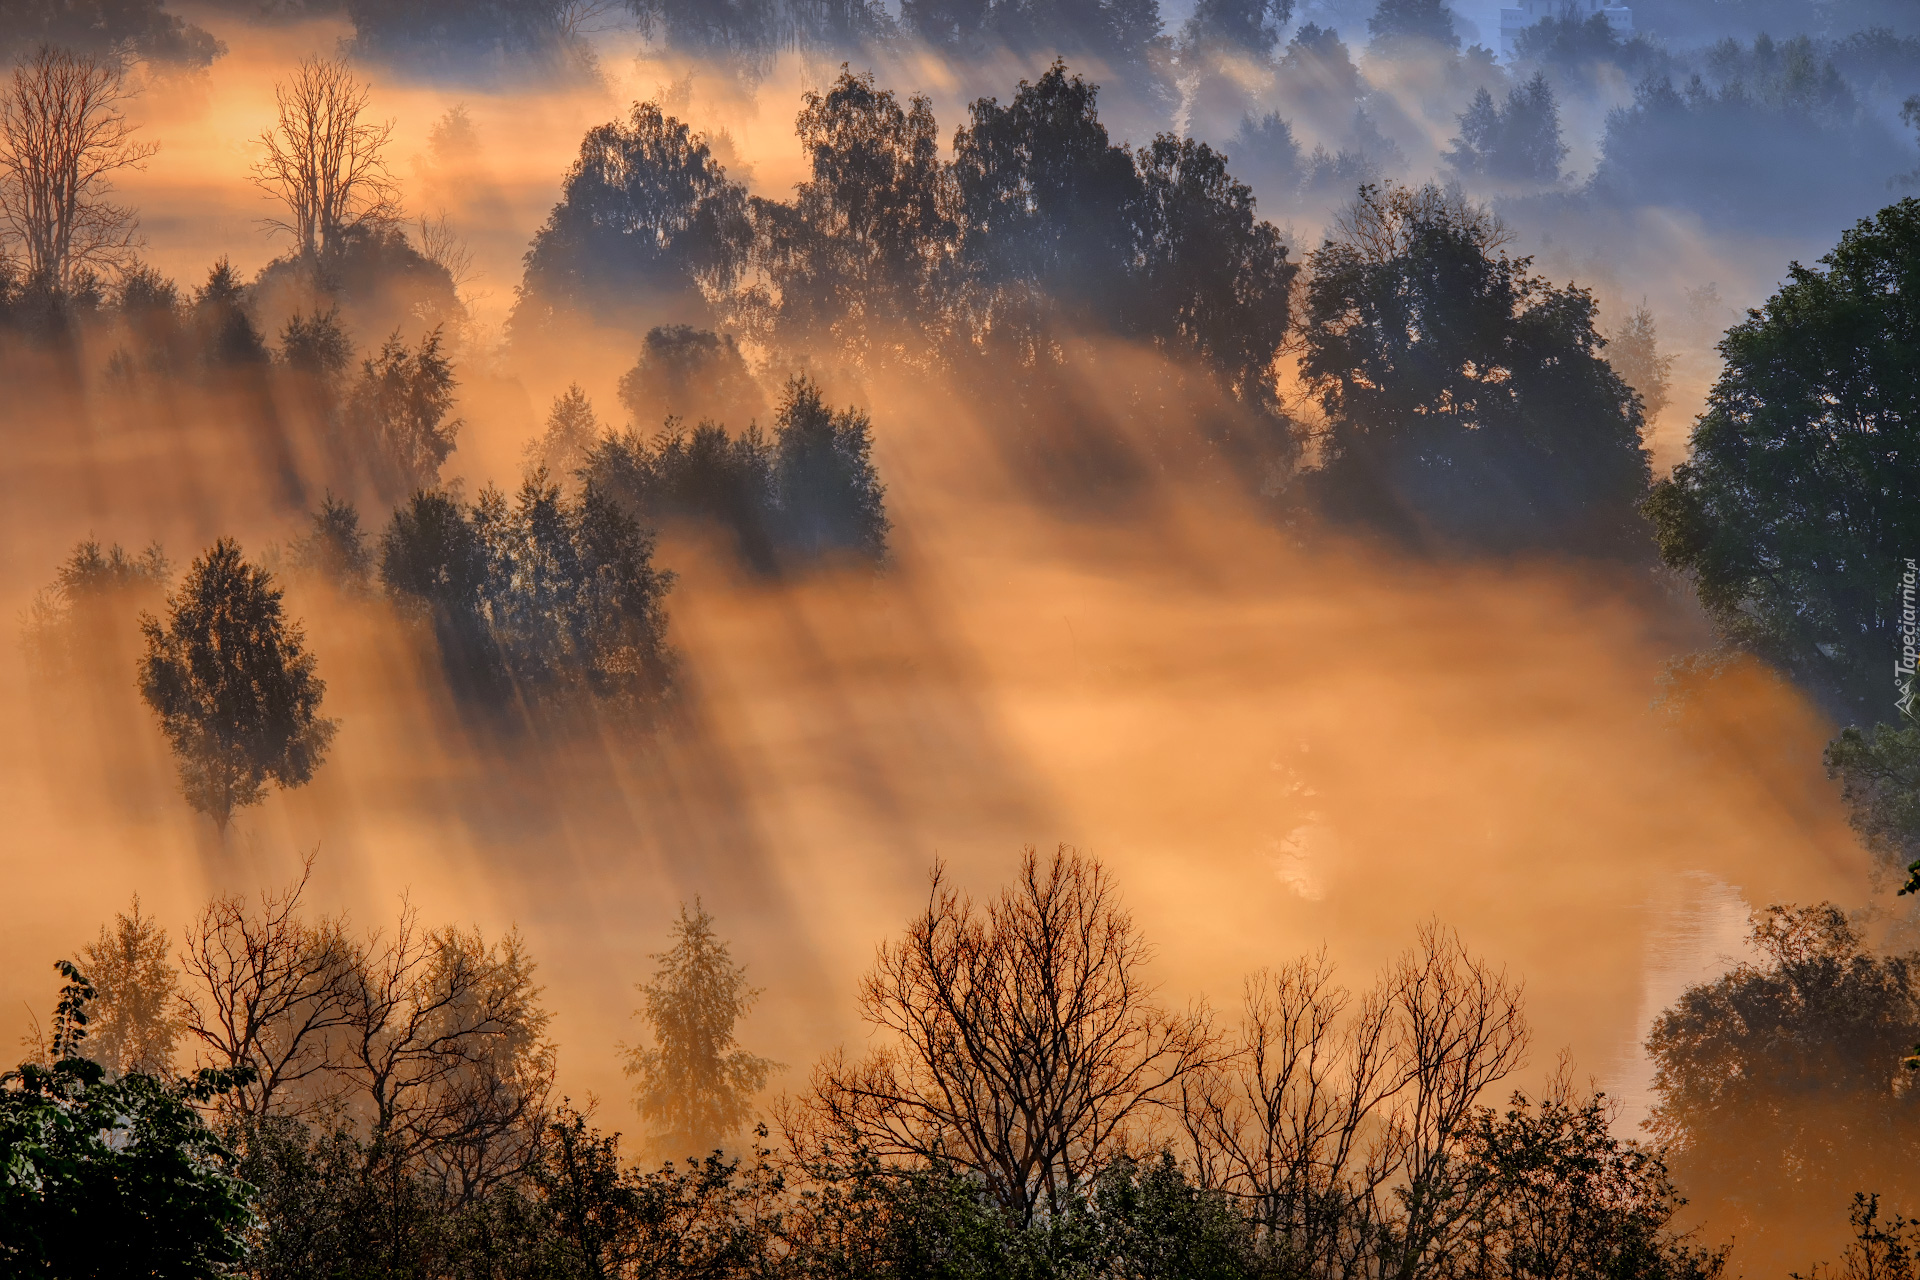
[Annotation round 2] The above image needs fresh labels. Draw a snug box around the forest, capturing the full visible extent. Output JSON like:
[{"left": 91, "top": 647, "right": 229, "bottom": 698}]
[{"left": 3, "top": 0, "right": 1920, "bottom": 1275}]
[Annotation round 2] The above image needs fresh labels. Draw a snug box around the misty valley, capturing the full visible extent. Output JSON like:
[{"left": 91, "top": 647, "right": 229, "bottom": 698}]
[{"left": 2, "top": 0, "right": 1920, "bottom": 1276}]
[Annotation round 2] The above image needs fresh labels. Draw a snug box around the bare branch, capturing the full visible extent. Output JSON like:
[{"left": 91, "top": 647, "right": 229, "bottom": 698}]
[{"left": 250, "top": 56, "right": 399, "bottom": 259}]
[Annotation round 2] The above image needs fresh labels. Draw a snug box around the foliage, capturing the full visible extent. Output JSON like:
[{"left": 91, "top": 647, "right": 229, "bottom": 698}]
[
  {"left": 0, "top": 0, "right": 222, "bottom": 64},
  {"left": 21, "top": 537, "right": 169, "bottom": 677},
  {"left": 1824, "top": 724, "right": 1920, "bottom": 890},
  {"left": 528, "top": 383, "right": 607, "bottom": 483},
  {"left": 345, "top": 326, "right": 463, "bottom": 496},
  {"left": 1606, "top": 303, "right": 1671, "bottom": 423},
  {"left": 137, "top": 538, "right": 336, "bottom": 830},
  {"left": 1446, "top": 74, "right": 1567, "bottom": 185},
  {"left": 77, "top": 898, "right": 183, "bottom": 1079},
  {"left": 1646, "top": 198, "right": 1920, "bottom": 721},
  {"left": 193, "top": 258, "right": 269, "bottom": 369},
  {"left": 288, "top": 492, "right": 375, "bottom": 593},
  {"left": 1302, "top": 183, "right": 1650, "bottom": 556},
  {"left": 1180, "top": 0, "right": 1293, "bottom": 56},
  {"left": 0, "top": 961, "right": 254, "bottom": 1279},
  {"left": 1646, "top": 903, "right": 1920, "bottom": 1275},
  {"left": 511, "top": 101, "right": 751, "bottom": 339},
  {"left": 380, "top": 475, "right": 676, "bottom": 710},
  {"left": 624, "top": 902, "right": 781, "bottom": 1163},
  {"left": 1366, "top": 0, "right": 1456, "bottom": 50},
  {"left": 617, "top": 324, "right": 766, "bottom": 429}
]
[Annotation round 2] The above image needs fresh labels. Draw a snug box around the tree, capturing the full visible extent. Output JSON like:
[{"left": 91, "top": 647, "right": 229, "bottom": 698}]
[
  {"left": 1647, "top": 198, "right": 1920, "bottom": 722},
  {"left": 527, "top": 382, "right": 605, "bottom": 481},
  {"left": 1645, "top": 904, "right": 1920, "bottom": 1275},
  {"left": 0, "top": 46, "right": 156, "bottom": 290},
  {"left": 346, "top": 326, "right": 462, "bottom": 495},
  {"left": 1, "top": 961, "right": 254, "bottom": 1279},
  {"left": 1607, "top": 301, "right": 1671, "bottom": 422},
  {"left": 191, "top": 257, "right": 268, "bottom": 369},
  {"left": 1445, "top": 74, "right": 1567, "bottom": 185},
  {"left": 624, "top": 901, "right": 780, "bottom": 1161},
  {"left": 137, "top": 538, "right": 337, "bottom": 831},
  {"left": 0, "top": 0, "right": 222, "bottom": 65},
  {"left": 1302, "top": 183, "right": 1651, "bottom": 556},
  {"left": 78, "top": 898, "right": 183, "bottom": 1079},
  {"left": 20, "top": 538, "right": 169, "bottom": 679},
  {"left": 754, "top": 68, "right": 951, "bottom": 362},
  {"left": 1367, "top": 0, "right": 1457, "bottom": 50},
  {"left": 616, "top": 324, "right": 765, "bottom": 430},
  {"left": 290, "top": 492, "right": 375, "bottom": 592},
  {"left": 769, "top": 376, "right": 889, "bottom": 560},
  {"left": 251, "top": 56, "right": 399, "bottom": 262},
  {"left": 1181, "top": 0, "right": 1294, "bottom": 56},
  {"left": 1825, "top": 723, "right": 1920, "bottom": 890},
  {"left": 511, "top": 101, "right": 750, "bottom": 339},
  {"left": 801, "top": 846, "right": 1215, "bottom": 1223}
]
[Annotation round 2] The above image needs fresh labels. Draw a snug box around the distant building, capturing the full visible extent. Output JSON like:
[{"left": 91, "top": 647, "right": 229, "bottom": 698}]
[{"left": 1499, "top": 0, "right": 1631, "bottom": 58}]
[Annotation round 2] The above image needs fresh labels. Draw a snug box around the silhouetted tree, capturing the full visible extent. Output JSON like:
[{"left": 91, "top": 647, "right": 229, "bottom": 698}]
[
  {"left": 1647, "top": 198, "right": 1920, "bottom": 720},
  {"left": 1367, "top": 0, "right": 1456, "bottom": 50},
  {"left": 251, "top": 57, "right": 400, "bottom": 262},
  {"left": 0, "top": 47, "right": 156, "bottom": 291},
  {"left": 0, "top": 0, "right": 221, "bottom": 64},
  {"left": 1, "top": 962, "right": 253, "bottom": 1278},
  {"left": 1181, "top": 0, "right": 1292, "bottom": 56},
  {"left": 1303, "top": 183, "right": 1650, "bottom": 555},
  {"left": 21, "top": 538, "right": 169, "bottom": 678},
  {"left": 1646, "top": 904, "right": 1920, "bottom": 1275},
  {"left": 801, "top": 846, "right": 1215, "bottom": 1224},
  {"left": 1446, "top": 73, "right": 1567, "bottom": 184},
  {"left": 137, "top": 538, "right": 336, "bottom": 831},
  {"left": 527, "top": 382, "right": 605, "bottom": 482},
  {"left": 1825, "top": 723, "right": 1920, "bottom": 884},
  {"left": 617, "top": 324, "right": 765, "bottom": 429},
  {"left": 290, "top": 492, "right": 374, "bottom": 592},
  {"left": 346, "top": 326, "right": 461, "bottom": 494},
  {"left": 770, "top": 376, "right": 888, "bottom": 560},
  {"left": 512, "top": 102, "right": 750, "bottom": 339},
  {"left": 624, "top": 901, "right": 780, "bottom": 1161},
  {"left": 191, "top": 257, "right": 268, "bottom": 369},
  {"left": 753, "top": 68, "right": 951, "bottom": 362}
]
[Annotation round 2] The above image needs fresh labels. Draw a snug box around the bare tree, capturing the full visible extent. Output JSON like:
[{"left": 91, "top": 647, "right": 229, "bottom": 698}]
[
  {"left": 338, "top": 905, "right": 554, "bottom": 1202},
  {"left": 800, "top": 846, "right": 1216, "bottom": 1223},
  {"left": 0, "top": 46, "right": 155, "bottom": 288},
  {"left": 414, "top": 211, "right": 476, "bottom": 294},
  {"left": 250, "top": 56, "right": 399, "bottom": 260},
  {"left": 179, "top": 854, "right": 358, "bottom": 1118}
]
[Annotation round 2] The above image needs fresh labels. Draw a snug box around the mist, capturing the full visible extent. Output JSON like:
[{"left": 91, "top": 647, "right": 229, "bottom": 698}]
[{"left": 2, "top": 0, "right": 1916, "bottom": 1273}]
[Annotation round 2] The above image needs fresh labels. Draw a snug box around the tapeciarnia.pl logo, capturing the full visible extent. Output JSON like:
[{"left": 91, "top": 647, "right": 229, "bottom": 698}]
[{"left": 1900, "top": 557, "right": 1918, "bottom": 722}]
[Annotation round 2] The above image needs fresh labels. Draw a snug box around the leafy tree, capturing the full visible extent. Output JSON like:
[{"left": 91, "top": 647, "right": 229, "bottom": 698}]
[
  {"left": 137, "top": 537, "right": 337, "bottom": 830},
  {"left": 951, "top": 62, "right": 1142, "bottom": 327},
  {"left": 77, "top": 899, "right": 183, "bottom": 1079},
  {"left": 1646, "top": 198, "right": 1920, "bottom": 721},
  {"left": 345, "top": 325, "right": 462, "bottom": 495},
  {"left": 1607, "top": 302, "right": 1671, "bottom": 423},
  {"left": 617, "top": 324, "right": 765, "bottom": 430},
  {"left": 21, "top": 538, "right": 169, "bottom": 678},
  {"left": 1645, "top": 904, "right": 1920, "bottom": 1275},
  {"left": 1181, "top": 0, "right": 1293, "bottom": 56},
  {"left": 623, "top": 901, "right": 780, "bottom": 1161},
  {"left": 754, "top": 68, "right": 951, "bottom": 363},
  {"left": 1446, "top": 73, "right": 1567, "bottom": 184},
  {"left": 588, "top": 419, "right": 779, "bottom": 569},
  {"left": 511, "top": 102, "right": 750, "bottom": 339},
  {"left": 1825, "top": 723, "right": 1920, "bottom": 885},
  {"left": 278, "top": 308, "right": 353, "bottom": 382},
  {"left": 1367, "top": 0, "right": 1457, "bottom": 50},
  {"left": 0, "top": 0, "right": 222, "bottom": 64},
  {"left": 528, "top": 382, "right": 606, "bottom": 481},
  {"left": 1228, "top": 111, "right": 1301, "bottom": 207},
  {"left": 770, "top": 376, "right": 889, "bottom": 561},
  {"left": 289, "top": 492, "right": 375, "bottom": 593},
  {"left": 192, "top": 257, "right": 268, "bottom": 369},
  {"left": 901, "top": 0, "right": 990, "bottom": 45},
  {"left": 0, "top": 961, "right": 254, "bottom": 1279},
  {"left": 1302, "top": 183, "right": 1650, "bottom": 555},
  {"left": 1131, "top": 133, "right": 1295, "bottom": 405}
]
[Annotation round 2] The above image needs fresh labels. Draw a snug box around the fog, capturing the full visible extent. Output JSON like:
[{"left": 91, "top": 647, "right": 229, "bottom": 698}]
[{"left": 1, "top": 1, "right": 1913, "bottom": 1269}]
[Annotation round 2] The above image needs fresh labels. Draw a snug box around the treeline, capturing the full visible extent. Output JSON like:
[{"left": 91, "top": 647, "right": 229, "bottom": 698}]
[{"left": 3, "top": 847, "right": 1752, "bottom": 1280}]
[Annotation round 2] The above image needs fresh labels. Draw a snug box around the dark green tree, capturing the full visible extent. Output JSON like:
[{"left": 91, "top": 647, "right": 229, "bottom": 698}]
[
  {"left": 616, "top": 324, "right": 766, "bottom": 430},
  {"left": 137, "top": 538, "right": 336, "bottom": 831},
  {"left": 1302, "top": 183, "right": 1650, "bottom": 555},
  {"left": 1367, "top": 0, "right": 1456, "bottom": 50},
  {"left": 511, "top": 102, "right": 750, "bottom": 340},
  {"left": 1446, "top": 73, "right": 1567, "bottom": 184},
  {"left": 1181, "top": 0, "right": 1293, "bottom": 55},
  {"left": 1825, "top": 723, "right": 1920, "bottom": 885},
  {"left": 1, "top": 961, "right": 254, "bottom": 1279},
  {"left": 346, "top": 326, "right": 462, "bottom": 496},
  {"left": 770, "top": 377, "right": 889, "bottom": 561},
  {"left": 1646, "top": 198, "right": 1920, "bottom": 721}
]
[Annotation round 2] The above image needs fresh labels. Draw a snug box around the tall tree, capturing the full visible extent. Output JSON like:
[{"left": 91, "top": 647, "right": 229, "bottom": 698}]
[
  {"left": 250, "top": 56, "right": 399, "bottom": 262},
  {"left": 1367, "top": 0, "right": 1457, "bottom": 49},
  {"left": 1647, "top": 198, "right": 1920, "bottom": 722},
  {"left": 0, "top": 47, "right": 155, "bottom": 290},
  {"left": 346, "top": 326, "right": 462, "bottom": 495},
  {"left": 623, "top": 901, "right": 779, "bottom": 1160},
  {"left": 137, "top": 538, "right": 337, "bottom": 831},
  {"left": 511, "top": 101, "right": 749, "bottom": 339},
  {"left": 1303, "top": 183, "right": 1650, "bottom": 555},
  {"left": 78, "top": 899, "right": 183, "bottom": 1079},
  {"left": 1445, "top": 73, "right": 1567, "bottom": 184}
]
